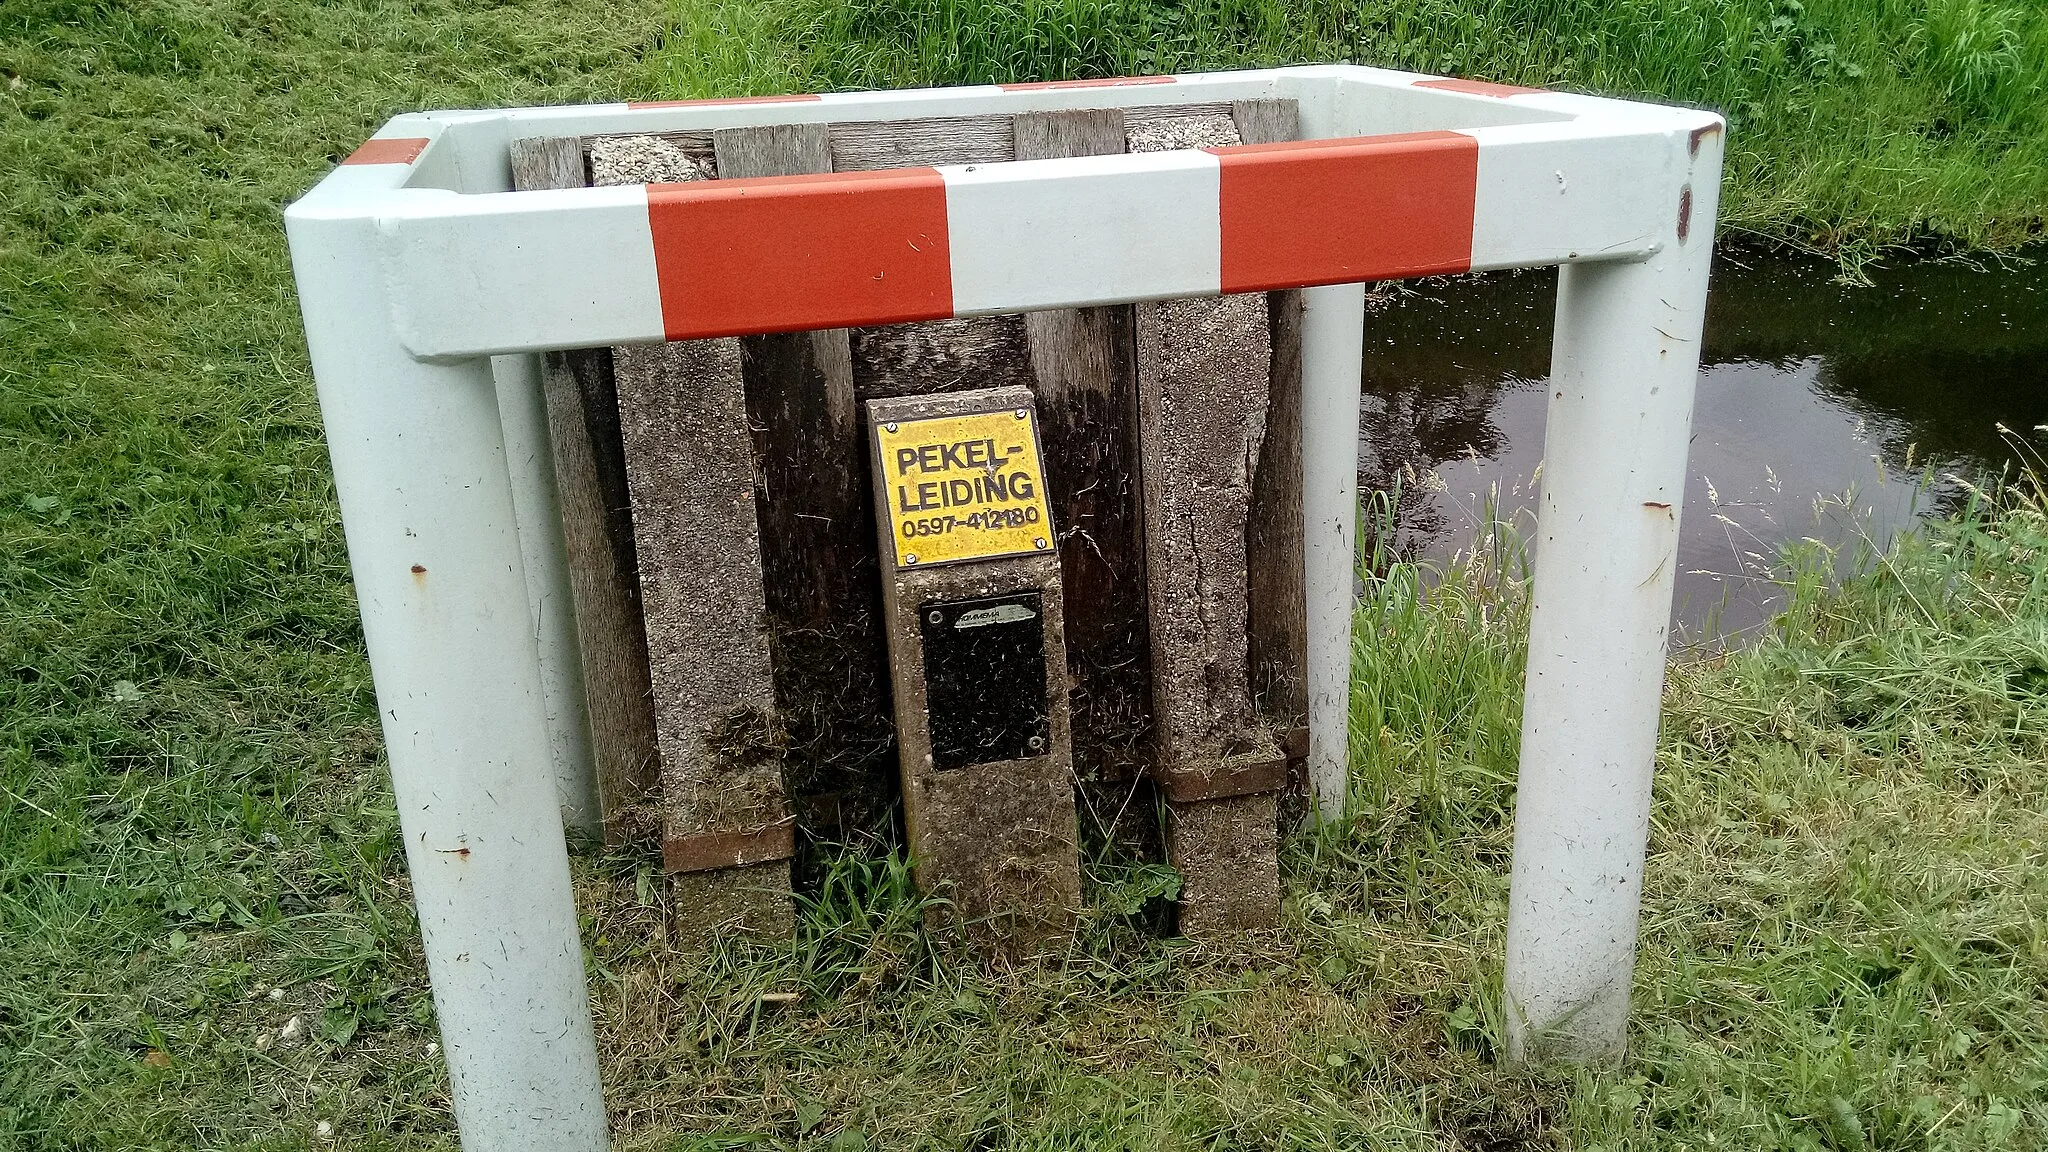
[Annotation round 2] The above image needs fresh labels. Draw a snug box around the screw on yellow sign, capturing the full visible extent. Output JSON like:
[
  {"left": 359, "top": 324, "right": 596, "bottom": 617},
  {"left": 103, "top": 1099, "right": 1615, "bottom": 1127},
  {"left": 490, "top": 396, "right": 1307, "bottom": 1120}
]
[{"left": 875, "top": 407, "right": 1055, "bottom": 568}]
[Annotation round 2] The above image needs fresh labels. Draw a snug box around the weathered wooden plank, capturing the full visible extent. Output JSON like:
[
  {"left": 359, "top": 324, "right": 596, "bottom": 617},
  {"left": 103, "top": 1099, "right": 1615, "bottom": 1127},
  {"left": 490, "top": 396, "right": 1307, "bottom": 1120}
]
[
  {"left": 1129, "top": 110, "right": 1284, "bottom": 938},
  {"left": 1233, "top": 99, "right": 1313, "bottom": 821},
  {"left": 594, "top": 136, "right": 793, "bottom": 941},
  {"left": 1229, "top": 98, "right": 1298, "bottom": 148},
  {"left": 509, "top": 133, "right": 586, "bottom": 191},
  {"left": 631, "top": 103, "right": 1237, "bottom": 174},
  {"left": 832, "top": 114, "right": 1016, "bottom": 170},
  {"left": 713, "top": 121, "right": 833, "bottom": 180},
  {"left": 1013, "top": 105, "right": 1126, "bottom": 160},
  {"left": 852, "top": 316, "right": 1036, "bottom": 400},
  {"left": 546, "top": 349, "right": 664, "bottom": 841},
  {"left": 1117, "top": 103, "right": 1236, "bottom": 129},
  {"left": 710, "top": 124, "right": 896, "bottom": 834},
  {"left": 508, "top": 136, "right": 660, "bottom": 844},
  {"left": 1014, "top": 108, "right": 1156, "bottom": 836},
  {"left": 834, "top": 107, "right": 1254, "bottom": 170}
]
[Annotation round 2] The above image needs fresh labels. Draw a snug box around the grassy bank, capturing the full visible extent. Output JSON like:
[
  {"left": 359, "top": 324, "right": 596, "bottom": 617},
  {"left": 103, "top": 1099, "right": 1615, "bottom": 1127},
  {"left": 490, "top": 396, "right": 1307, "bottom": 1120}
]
[
  {"left": 0, "top": 0, "right": 675, "bottom": 1144},
  {"left": 656, "top": 0, "right": 2048, "bottom": 259},
  {"left": 550, "top": 485, "right": 2048, "bottom": 1150},
  {"left": 3, "top": 0, "right": 2047, "bottom": 1146}
]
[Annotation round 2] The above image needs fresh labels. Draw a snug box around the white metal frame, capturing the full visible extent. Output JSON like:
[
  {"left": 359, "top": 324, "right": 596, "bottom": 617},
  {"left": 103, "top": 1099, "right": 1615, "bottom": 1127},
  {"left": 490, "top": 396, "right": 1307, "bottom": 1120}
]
[{"left": 286, "top": 66, "right": 1721, "bottom": 1147}]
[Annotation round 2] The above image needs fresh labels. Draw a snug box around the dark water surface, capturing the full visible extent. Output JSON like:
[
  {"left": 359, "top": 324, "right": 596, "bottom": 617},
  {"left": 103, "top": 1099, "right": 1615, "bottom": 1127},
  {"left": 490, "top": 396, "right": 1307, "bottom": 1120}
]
[{"left": 1359, "top": 249, "right": 2048, "bottom": 638}]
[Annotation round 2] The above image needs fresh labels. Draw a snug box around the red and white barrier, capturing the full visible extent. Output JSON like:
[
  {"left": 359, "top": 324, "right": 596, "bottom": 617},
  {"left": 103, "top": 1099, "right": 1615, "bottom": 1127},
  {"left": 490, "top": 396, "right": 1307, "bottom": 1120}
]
[
  {"left": 364, "top": 116, "right": 1675, "bottom": 357},
  {"left": 288, "top": 66, "right": 1721, "bottom": 1148}
]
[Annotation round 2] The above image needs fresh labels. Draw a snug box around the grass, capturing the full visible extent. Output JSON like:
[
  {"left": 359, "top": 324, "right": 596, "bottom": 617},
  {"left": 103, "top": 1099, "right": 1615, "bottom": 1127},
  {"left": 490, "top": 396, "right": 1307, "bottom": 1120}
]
[
  {"left": 2, "top": 0, "right": 2046, "bottom": 1147},
  {"left": 0, "top": 0, "right": 677, "bottom": 1144},
  {"left": 653, "top": 0, "right": 2048, "bottom": 260},
  {"left": 568, "top": 481, "right": 2048, "bottom": 1150}
]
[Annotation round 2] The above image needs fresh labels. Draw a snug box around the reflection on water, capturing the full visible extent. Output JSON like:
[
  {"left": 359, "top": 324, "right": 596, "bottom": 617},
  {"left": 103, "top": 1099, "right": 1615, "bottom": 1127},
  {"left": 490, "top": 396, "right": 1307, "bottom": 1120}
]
[{"left": 1360, "top": 249, "right": 2048, "bottom": 639}]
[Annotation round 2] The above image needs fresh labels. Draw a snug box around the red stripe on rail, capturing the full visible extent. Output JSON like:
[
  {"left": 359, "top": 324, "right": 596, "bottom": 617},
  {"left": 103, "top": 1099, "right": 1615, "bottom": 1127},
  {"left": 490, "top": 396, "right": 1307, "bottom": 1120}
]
[
  {"left": 648, "top": 168, "right": 954, "bottom": 340},
  {"left": 628, "top": 94, "right": 824, "bottom": 110},
  {"left": 1209, "top": 132, "right": 1478, "bottom": 293},
  {"left": 1415, "top": 77, "right": 1544, "bottom": 98},
  {"left": 342, "top": 137, "right": 430, "bottom": 166}
]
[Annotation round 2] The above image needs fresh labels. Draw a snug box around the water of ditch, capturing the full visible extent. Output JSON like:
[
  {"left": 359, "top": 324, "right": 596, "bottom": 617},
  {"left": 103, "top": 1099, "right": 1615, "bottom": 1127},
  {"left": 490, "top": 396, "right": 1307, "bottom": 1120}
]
[{"left": 1358, "top": 248, "right": 2048, "bottom": 641}]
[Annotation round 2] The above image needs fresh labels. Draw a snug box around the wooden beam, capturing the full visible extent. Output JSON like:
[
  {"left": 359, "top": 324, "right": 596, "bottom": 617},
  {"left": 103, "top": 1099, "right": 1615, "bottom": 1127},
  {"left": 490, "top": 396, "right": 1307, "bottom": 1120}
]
[
  {"left": 1013, "top": 108, "right": 1157, "bottom": 843},
  {"left": 507, "top": 136, "right": 660, "bottom": 845},
  {"left": 712, "top": 124, "right": 896, "bottom": 836},
  {"left": 623, "top": 103, "right": 1236, "bottom": 173}
]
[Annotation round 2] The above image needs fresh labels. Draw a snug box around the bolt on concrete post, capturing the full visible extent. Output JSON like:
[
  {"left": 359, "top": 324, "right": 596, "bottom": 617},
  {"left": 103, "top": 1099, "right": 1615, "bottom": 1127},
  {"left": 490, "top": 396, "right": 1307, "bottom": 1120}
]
[{"left": 1504, "top": 126, "right": 1722, "bottom": 1064}]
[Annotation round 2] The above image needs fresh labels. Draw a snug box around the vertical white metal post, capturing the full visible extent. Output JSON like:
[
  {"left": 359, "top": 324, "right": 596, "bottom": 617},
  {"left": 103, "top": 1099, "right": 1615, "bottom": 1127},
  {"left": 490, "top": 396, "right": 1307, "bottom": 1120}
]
[
  {"left": 287, "top": 207, "right": 609, "bottom": 1149},
  {"left": 493, "top": 352, "right": 602, "bottom": 839},
  {"left": 1299, "top": 281, "right": 1369, "bottom": 820},
  {"left": 1504, "top": 129, "right": 1722, "bottom": 1062}
]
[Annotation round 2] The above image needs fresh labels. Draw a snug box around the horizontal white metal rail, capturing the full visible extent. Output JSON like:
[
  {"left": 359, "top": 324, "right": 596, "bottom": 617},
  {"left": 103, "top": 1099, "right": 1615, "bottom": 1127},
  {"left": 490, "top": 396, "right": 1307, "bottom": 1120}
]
[{"left": 286, "top": 65, "right": 1722, "bottom": 1149}]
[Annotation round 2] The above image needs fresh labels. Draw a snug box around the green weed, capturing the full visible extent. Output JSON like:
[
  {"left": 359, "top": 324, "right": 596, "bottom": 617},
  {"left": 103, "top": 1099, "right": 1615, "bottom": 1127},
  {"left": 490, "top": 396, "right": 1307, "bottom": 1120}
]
[{"left": 654, "top": 0, "right": 2048, "bottom": 260}]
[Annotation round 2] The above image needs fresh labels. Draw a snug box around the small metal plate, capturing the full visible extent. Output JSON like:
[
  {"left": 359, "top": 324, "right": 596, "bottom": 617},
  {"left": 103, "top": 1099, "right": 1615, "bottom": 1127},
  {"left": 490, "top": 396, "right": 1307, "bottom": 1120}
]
[
  {"left": 920, "top": 592, "right": 1050, "bottom": 770},
  {"left": 875, "top": 406, "right": 1055, "bottom": 568}
]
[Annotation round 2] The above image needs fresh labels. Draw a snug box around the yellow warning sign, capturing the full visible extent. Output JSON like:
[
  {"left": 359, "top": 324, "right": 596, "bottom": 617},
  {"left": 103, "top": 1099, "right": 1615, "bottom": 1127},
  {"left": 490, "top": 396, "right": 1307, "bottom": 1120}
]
[{"left": 874, "top": 407, "right": 1055, "bottom": 568}]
